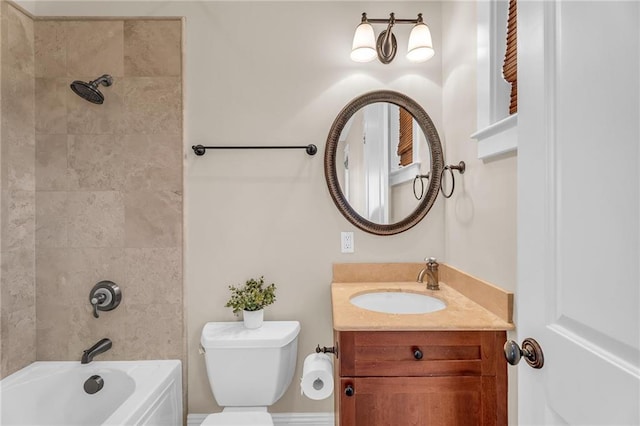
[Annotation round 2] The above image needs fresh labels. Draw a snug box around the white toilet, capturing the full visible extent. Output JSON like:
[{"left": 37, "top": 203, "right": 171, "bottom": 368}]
[{"left": 200, "top": 321, "right": 301, "bottom": 426}]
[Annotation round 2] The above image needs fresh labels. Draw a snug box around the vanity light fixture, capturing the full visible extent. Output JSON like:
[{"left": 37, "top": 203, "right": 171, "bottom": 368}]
[{"left": 350, "top": 12, "right": 434, "bottom": 64}]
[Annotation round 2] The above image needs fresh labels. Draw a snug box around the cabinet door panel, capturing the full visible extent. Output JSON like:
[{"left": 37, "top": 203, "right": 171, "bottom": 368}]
[{"left": 340, "top": 377, "right": 486, "bottom": 426}]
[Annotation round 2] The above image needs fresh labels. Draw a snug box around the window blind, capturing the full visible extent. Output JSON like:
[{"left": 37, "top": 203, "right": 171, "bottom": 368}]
[
  {"left": 398, "top": 108, "right": 413, "bottom": 166},
  {"left": 503, "top": 0, "right": 517, "bottom": 114}
]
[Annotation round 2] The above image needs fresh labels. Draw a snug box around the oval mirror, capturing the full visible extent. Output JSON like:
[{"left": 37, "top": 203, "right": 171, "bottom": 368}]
[{"left": 324, "top": 90, "right": 444, "bottom": 235}]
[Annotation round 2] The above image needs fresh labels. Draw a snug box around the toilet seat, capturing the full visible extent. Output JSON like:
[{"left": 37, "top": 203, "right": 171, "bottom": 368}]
[{"left": 200, "top": 412, "right": 273, "bottom": 426}]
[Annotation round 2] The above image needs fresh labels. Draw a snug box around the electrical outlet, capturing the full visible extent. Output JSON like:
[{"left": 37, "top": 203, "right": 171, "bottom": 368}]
[{"left": 341, "top": 232, "right": 354, "bottom": 253}]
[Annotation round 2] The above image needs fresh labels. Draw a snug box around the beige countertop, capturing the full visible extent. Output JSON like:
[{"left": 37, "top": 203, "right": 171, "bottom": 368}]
[{"left": 331, "top": 263, "right": 515, "bottom": 332}]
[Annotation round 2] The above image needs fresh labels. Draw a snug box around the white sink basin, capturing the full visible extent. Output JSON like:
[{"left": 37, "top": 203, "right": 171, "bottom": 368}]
[{"left": 350, "top": 291, "right": 446, "bottom": 314}]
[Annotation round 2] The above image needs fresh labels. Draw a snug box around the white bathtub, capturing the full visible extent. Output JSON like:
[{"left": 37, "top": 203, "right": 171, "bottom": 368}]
[{"left": 0, "top": 360, "right": 182, "bottom": 426}]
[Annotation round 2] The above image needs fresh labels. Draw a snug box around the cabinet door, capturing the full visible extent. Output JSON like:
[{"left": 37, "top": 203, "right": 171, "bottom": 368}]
[{"left": 340, "top": 376, "right": 495, "bottom": 426}]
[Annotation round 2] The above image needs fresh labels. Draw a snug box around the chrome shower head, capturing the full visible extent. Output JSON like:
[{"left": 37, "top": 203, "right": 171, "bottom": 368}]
[{"left": 70, "top": 74, "right": 113, "bottom": 104}]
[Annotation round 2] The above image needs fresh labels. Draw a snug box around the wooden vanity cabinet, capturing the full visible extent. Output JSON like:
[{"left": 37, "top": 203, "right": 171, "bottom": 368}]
[{"left": 334, "top": 330, "right": 507, "bottom": 426}]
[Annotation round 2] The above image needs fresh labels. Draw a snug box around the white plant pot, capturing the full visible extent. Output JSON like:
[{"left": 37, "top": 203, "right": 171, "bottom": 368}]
[{"left": 243, "top": 309, "right": 264, "bottom": 329}]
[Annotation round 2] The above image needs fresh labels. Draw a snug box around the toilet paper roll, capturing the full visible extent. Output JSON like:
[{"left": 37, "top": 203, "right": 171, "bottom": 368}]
[{"left": 300, "top": 353, "right": 334, "bottom": 400}]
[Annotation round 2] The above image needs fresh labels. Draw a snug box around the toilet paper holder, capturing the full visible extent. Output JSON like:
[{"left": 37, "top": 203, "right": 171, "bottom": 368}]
[{"left": 315, "top": 343, "right": 338, "bottom": 358}]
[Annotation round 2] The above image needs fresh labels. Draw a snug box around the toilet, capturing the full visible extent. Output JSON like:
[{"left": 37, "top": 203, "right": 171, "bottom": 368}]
[{"left": 200, "top": 321, "right": 301, "bottom": 426}]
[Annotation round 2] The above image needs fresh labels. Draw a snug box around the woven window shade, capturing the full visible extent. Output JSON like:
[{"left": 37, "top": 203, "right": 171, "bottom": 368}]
[
  {"left": 503, "top": 0, "right": 517, "bottom": 114},
  {"left": 397, "top": 108, "right": 413, "bottom": 166}
]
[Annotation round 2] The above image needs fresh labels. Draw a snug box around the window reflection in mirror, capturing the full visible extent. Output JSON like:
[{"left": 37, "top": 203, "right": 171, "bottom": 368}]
[{"left": 336, "top": 103, "right": 432, "bottom": 225}]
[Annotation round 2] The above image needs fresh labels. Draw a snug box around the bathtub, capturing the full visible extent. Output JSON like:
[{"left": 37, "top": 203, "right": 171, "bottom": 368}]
[{"left": 0, "top": 360, "right": 182, "bottom": 426}]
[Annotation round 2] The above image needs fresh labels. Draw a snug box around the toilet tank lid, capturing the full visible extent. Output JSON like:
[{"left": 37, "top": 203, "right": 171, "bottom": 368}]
[{"left": 201, "top": 321, "right": 300, "bottom": 349}]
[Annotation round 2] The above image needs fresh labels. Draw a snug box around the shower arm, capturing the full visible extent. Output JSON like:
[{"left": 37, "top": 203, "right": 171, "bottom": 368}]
[{"left": 91, "top": 75, "right": 113, "bottom": 87}]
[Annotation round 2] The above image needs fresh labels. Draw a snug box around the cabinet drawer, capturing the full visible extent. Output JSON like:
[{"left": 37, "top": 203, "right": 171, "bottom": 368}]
[{"left": 337, "top": 331, "right": 501, "bottom": 377}]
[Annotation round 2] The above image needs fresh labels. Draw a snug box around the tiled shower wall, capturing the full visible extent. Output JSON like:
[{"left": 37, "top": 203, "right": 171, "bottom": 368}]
[
  {"left": 32, "top": 19, "right": 184, "bottom": 362},
  {"left": 0, "top": 2, "right": 36, "bottom": 378},
  {"left": 0, "top": 6, "right": 184, "bottom": 380}
]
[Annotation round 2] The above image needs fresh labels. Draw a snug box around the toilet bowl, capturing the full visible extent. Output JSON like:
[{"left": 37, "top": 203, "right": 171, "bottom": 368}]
[{"left": 200, "top": 321, "right": 300, "bottom": 425}]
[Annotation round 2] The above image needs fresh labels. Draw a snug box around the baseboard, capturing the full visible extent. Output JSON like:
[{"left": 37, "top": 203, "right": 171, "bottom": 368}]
[{"left": 187, "top": 412, "right": 334, "bottom": 426}]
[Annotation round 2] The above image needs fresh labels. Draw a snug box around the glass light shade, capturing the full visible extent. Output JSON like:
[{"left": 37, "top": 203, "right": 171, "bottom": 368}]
[
  {"left": 350, "top": 22, "right": 377, "bottom": 62},
  {"left": 406, "top": 22, "right": 434, "bottom": 63}
]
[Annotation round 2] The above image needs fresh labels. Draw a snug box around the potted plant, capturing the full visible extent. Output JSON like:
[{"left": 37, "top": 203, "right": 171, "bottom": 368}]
[{"left": 225, "top": 276, "right": 276, "bottom": 329}]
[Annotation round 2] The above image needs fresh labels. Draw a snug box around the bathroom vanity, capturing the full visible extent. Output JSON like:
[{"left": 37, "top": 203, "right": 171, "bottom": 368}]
[
  {"left": 331, "top": 263, "right": 514, "bottom": 426},
  {"left": 335, "top": 330, "right": 506, "bottom": 425}
]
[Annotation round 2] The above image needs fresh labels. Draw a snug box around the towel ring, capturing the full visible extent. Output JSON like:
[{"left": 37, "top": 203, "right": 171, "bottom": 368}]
[
  {"left": 440, "top": 161, "right": 466, "bottom": 199},
  {"left": 413, "top": 173, "right": 430, "bottom": 200}
]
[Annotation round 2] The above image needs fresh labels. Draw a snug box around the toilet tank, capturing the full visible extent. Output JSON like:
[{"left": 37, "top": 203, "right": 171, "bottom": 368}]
[{"left": 201, "top": 321, "right": 300, "bottom": 407}]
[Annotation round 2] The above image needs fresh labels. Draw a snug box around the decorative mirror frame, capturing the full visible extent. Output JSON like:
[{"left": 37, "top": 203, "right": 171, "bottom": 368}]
[{"left": 324, "top": 90, "right": 444, "bottom": 235}]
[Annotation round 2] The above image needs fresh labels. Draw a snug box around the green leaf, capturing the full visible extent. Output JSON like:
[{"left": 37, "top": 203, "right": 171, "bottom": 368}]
[{"left": 225, "top": 276, "right": 277, "bottom": 314}]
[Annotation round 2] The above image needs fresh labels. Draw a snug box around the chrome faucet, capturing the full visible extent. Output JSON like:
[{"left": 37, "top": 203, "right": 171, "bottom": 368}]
[
  {"left": 417, "top": 257, "right": 440, "bottom": 290},
  {"left": 81, "top": 338, "right": 112, "bottom": 364}
]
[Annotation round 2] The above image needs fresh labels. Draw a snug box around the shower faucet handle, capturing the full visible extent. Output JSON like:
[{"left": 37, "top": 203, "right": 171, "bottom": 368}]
[
  {"left": 89, "top": 281, "right": 122, "bottom": 319},
  {"left": 90, "top": 292, "right": 107, "bottom": 318},
  {"left": 90, "top": 292, "right": 106, "bottom": 306}
]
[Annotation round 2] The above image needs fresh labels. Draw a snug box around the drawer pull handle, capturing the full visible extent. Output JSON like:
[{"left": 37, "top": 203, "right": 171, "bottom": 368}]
[
  {"left": 413, "top": 348, "right": 423, "bottom": 360},
  {"left": 344, "top": 384, "right": 354, "bottom": 397}
]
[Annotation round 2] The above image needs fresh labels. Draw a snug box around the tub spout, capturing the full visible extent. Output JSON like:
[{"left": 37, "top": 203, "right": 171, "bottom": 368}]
[{"left": 81, "top": 338, "right": 112, "bottom": 364}]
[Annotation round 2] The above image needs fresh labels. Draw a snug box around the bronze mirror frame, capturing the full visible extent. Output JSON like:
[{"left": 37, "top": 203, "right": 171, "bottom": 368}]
[{"left": 324, "top": 90, "right": 444, "bottom": 235}]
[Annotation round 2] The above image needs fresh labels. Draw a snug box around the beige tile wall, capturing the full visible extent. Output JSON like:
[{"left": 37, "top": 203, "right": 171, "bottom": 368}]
[
  {"left": 0, "top": 1, "right": 36, "bottom": 379},
  {"left": 0, "top": 6, "right": 184, "bottom": 386},
  {"left": 33, "top": 18, "right": 184, "bottom": 364}
]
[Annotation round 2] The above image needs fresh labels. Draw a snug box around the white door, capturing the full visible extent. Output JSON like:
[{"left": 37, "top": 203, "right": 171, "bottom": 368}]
[{"left": 518, "top": 1, "right": 640, "bottom": 425}]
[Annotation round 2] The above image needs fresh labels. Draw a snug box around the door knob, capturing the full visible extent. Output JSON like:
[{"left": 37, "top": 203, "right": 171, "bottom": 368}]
[{"left": 504, "top": 338, "right": 544, "bottom": 369}]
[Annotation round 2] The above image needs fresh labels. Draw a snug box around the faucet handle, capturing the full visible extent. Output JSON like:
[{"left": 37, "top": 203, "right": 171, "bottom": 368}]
[{"left": 89, "top": 281, "right": 122, "bottom": 319}]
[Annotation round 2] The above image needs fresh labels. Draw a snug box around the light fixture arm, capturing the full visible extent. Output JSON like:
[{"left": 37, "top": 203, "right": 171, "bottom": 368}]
[
  {"left": 379, "top": 13, "right": 396, "bottom": 60},
  {"left": 364, "top": 14, "right": 421, "bottom": 25}
]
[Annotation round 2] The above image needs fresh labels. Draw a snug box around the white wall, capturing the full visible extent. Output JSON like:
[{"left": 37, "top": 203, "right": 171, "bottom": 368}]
[
  {"left": 441, "top": 2, "right": 517, "bottom": 423},
  {"left": 21, "top": 0, "right": 447, "bottom": 414},
  {"left": 441, "top": 1, "right": 516, "bottom": 302},
  {"left": 186, "top": 2, "right": 445, "bottom": 414}
]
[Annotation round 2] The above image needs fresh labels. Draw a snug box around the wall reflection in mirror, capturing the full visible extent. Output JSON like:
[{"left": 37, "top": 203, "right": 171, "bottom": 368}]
[{"left": 336, "top": 103, "right": 431, "bottom": 225}]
